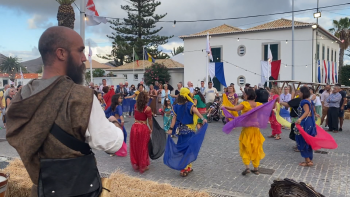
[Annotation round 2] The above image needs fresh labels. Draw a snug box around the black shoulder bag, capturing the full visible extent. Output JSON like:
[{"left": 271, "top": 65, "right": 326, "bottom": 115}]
[{"left": 38, "top": 123, "right": 102, "bottom": 197}]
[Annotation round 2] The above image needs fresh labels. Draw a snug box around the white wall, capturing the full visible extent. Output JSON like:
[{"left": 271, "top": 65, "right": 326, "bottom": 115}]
[
  {"left": 92, "top": 77, "right": 125, "bottom": 86},
  {"left": 184, "top": 27, "right": 340, "bottom": 92}
]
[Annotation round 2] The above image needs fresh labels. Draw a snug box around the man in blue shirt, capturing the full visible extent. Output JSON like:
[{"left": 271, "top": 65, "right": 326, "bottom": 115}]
[
  {"left": 326, "top": 85, "right": 342, "bottom": 133},
  {"left": 336, "top": 84, "right": 347, "bottom": 131},
  {"left": 200, "top": 81, "right": 205, "bottom": 95}
]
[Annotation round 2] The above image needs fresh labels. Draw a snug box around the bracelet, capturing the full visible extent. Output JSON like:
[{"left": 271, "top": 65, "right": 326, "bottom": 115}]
[{"left": 169, "top": 127, "right": 173, "bottom": 130}]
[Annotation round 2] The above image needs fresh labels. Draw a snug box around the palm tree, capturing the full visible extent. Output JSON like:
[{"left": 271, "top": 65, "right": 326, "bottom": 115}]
[
  {"left": 56, "top": 0, "right": 76, "bottom": 29},
  {"left": 171, "top": 46, "right": 184, "bottom": 56},
  {"left": 329, "top": 17, "right": 350, "bottom": 83},
  {"left": 0, "top": 56, "right": 26, "bottom": 81}
]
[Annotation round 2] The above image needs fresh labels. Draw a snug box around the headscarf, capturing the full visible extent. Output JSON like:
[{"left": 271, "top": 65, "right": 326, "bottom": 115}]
[{"left": 179, "top": 88, "right": 194, "bottom": 104}]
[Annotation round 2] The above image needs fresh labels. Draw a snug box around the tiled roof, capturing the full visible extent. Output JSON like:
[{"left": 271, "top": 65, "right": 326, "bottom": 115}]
[
  {"left": 87, "top": 60, "right": 115, "bottom": 69},
  {"left": 247, "top": 18, "right": 312, "bottom": 31},
  {"left": 105, "top": 59, "right": 183, "bottom": 71},
  {"left": 180, "top": 19, "right": 314, "bottom": 38},
  {"left": 0, "top": 73, "right": 38, "bottom": 79},
  {"left": 190, "top": 24, "right": 241, "bottom": 37}
]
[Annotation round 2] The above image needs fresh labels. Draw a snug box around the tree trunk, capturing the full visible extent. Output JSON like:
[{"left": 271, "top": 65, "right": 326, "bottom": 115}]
[{"left": 339, "top": 48, "right": 344, "bottom": 84}]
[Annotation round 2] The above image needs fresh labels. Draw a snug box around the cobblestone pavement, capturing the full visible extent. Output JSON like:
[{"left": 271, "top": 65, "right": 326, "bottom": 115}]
[{"left": 1, "top": 117, "right": 350, "bottom": 196}]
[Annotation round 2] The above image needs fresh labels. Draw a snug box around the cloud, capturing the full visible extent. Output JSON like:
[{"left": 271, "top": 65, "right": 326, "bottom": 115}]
[
  {"left": 0, "top": 47, "right": 40, "bottom": 62},
  {"left": 86, "top": 45, "right": 113, "bottom": 63},
  {"left": 27, "top": 14, "right": 54, "bottom": 29}
]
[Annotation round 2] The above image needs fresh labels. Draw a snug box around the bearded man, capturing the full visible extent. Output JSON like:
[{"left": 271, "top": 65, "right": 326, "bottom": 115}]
[{"left": 6, "top": 26, "right": 124, "bottom": 197}]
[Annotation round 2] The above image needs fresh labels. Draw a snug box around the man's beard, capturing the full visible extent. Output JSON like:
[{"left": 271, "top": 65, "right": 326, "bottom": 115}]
[{"left": 66, "top": 55, "right": 86, "bottom": 84}]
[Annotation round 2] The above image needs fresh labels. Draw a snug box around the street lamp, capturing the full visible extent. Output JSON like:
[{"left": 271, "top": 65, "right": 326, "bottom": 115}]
[
  {"left": 313, "top": 12, "right": 321, "bottom": 18},
  {"left": 312, "top": 24, "right": 318, "bottom": 29}
]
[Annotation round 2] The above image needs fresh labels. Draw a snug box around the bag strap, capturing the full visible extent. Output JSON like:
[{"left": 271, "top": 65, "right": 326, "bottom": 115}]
[{"left": 50, "top": 123, "right": 92, "bottom": 155}]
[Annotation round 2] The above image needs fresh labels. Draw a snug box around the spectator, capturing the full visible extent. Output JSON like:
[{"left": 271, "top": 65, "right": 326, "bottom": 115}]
[
  {"left": 165, "top": 81, "right": 174, "bottom": 93},
  {"left": 149, "top": 84, "right": 158, "bottom": 116},
  {"left": 89, "top": 82, "right": 94, "bottom": 89},
  {"left": 280, "top": 86, "right": 292, "bottom": 123},
  {"left": 187, "top": 81, "right": 194, "bottom": 93},
  {"left": 204, "top": 81, "right": 218, "bottom": 109},
  {"left": 103, "top": 85, "right": 114, "bottom": 110},
  {"left": 17, "top": 85, "right": 22, "bottom": 92},
  {"left": 154, "top": 81, "right": 159, "bottom": 90},
  {"left": 1, "top": 84, "right": 9, "bottom": 124},
  {"left": 326, "top": 85, "right": 342, "bottom": 133},
  {"left": 124, "top": 82, "right": 129, "bottom": 92},
  {"left": 200, "top": 81, "right": 205, "bottom": 95},
  {"left": 255, "top": 83, "right": 269, "bottom": 104},
  {"left": 99, "top": 79, "right": 108, "bottom": 92},
  {"left": 115, "top": 82, "right": 128, "bottom": 97},
  {"left": 4, "top": 87, "right": 15, "bottom": 128},
  {"left": 337, "top": 84, "right": 347, "bottom": 131},
  {"left": 321, "top": 85, "right": 331, "bottom": 128},
  {"left": 94, "top": 90, "right": 106, "bottom": 111},
  {"left": 127, "top": 84, "right": 136, "bottom": 117}
]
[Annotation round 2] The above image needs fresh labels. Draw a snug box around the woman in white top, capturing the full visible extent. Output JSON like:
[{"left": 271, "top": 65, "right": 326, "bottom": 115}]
[{"left": 310, "top": 87, "right": 322, "bottom": 119}]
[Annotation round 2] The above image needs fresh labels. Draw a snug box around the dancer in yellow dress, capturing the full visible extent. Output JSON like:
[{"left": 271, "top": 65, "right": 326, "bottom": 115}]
[{"left": 223, "top": 88, "right": 265, "bottom": 175}]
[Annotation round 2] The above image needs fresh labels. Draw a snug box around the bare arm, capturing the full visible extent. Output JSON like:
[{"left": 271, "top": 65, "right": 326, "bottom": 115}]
[
  {"left": 280, "top": 102, "right": 290, "bottom": 108},
  {"left": 125, "top": 94, "right": 136, "bottom": 99},
  {"left": 224, "top": 104, "right": 244, "bottom": 111},
  {"left": 194, "top": 98, "right": 198, "bottom": 106},
  {"left": 147, "top": 116, "right": 153, "bottom": 132}
]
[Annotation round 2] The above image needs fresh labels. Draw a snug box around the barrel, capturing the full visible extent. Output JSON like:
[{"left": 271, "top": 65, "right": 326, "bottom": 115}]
[{"left": 0, "top": 173, "right": 9, "bottom": 197}]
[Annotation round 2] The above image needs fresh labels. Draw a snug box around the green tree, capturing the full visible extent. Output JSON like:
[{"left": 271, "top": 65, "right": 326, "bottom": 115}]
[
  {"left": 98, "top": 0, "right": 173, "bottom": 66},
  {"left": 144, "top": 63, "right": 170, "bottom": 85},
  {"left": 171, "top": 46, "right": 184, "bottom": 56},
  {"left": 85, "top": 71, "right": 91, "bottom": 84},
  {"left": 329, "top": 17, "right": 350, "bottom": 83},
  {"left": 106, "top": 71, "right": 114, "bottom": 77},
  {"left": 0, "top": 56, "right": 27, "bottom": 81},
  {"left": 93, "top": 68, "right": 105, "bottom": 77},
  {"left": 340, "top": 65, "right": 350, "bottom": 86}
]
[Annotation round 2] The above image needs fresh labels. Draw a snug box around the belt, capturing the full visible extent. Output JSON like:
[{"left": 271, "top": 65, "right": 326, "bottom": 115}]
[{"left": 135, "top": 120, "right": 147, "bottom": 124}]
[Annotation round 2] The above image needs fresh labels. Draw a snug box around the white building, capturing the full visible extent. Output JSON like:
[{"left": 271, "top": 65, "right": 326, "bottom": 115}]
[
  {"left": 85, "top": 60, "right": 115, "bottom": 73},
  {"left": 105, "top": 59, "right": 184, "bottom": 87},
  {"left": 180, "top": 19, "right": 340, "bottom": 92}
]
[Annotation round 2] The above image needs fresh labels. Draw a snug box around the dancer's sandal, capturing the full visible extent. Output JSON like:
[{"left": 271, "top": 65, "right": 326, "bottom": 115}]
[
  {"left": 251, "top": 169, "right": 260, "bottom": 175},
  {"left": 186, "top": 167, "right": 193, "bottom": 174},
  {"left": 267, "top": 135, "right": 275, "bottom": 138},
  {"left": 299, "top": 161, "right": 313, "bottom": 167},
  {"left": 242, "top": 168, "right": 250, "bottom": 176},
  {"left": 180, "top": 169, "right": 188, "bottom": 177}
]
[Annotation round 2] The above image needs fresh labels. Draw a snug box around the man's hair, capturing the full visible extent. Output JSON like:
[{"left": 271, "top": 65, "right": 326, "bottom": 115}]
[
  {"left": 38, "top": 28, "right": 70, "bottom": 66},
  {"left": 335, "top": 83, "right": 341, "bottom": 87},
  {"left": 201, "top": 81, "right": 204, "bottom": 83},
  {"left": 208, "top": 82, "right": 212, "bottom": 84},
  {"left": 102, "top": 79, "right": 106, "bottom": 81}
]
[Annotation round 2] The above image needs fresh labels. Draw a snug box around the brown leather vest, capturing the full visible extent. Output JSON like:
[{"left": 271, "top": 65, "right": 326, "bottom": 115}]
[{"left": 6, "top": 76, "right": 93, "bottom": 187}]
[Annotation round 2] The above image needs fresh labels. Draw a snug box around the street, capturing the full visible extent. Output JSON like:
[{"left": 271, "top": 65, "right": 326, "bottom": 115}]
[{"left": 1, "top": 117, "right": 350, "bottom": 197}]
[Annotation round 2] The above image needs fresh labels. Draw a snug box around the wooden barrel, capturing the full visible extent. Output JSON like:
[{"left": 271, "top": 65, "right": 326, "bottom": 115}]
[{"left": 0, "top": 173, "right": 9, "bottom": 197}]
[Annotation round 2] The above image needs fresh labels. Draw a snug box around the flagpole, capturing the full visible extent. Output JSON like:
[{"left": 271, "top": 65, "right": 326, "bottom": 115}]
[
  {"left": 80, "top": 0, "right": 85, "bottom": 49},
  {"left": 206, "top": 54, "right": 208, "bottom": 90},
  {"left": 143, "top": 46, "right": 145, "bottom": 73},
  {"left": 133, "top": 47, "right": 135, "bottom": 79},
  {"left": 89, "top": 41, "right": 93, "bottom": 83}
]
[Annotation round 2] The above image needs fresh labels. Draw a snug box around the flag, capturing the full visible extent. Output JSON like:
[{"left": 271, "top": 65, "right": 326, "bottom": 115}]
[
  {"left": 206, "top": 33, "right": 213, "bottom": 61},
  {"left": 20, "top": 67, "right": 23, "bottom": 80},
  {"left": 317, "top": 60, "right": 321, "bottom": 83},
  {"left": 323, "top": 60, "right": 327, "bottom": 83},
  {"left": 332, "top": 61, "right": 335, "bottom": 84},
  {"left": 260, "top": 61, "right": 269, "bottom": 85},
  {"left": 85, "top": 0, "right": 107, "bottom": 26},
  {"left": 335, "top": 62, "right": 338, "bottom": 83},
  {"left": 208, "top": 62, "right": 227, "bottom": 87},
  {"left": 268, "top": 44, "right": 273, "bottom": 62},
  {"left": 134, "top": 48, "right": 140, "bottom": 67},
  {"left": 328, "top": 61, "right": 331, "bottom": 84},
  {"left": 144, "top": 50, "right": 155, "bottom": 63},
  {"left": 88, "top": 43, "right": 92, "bottom": 63},
  {"left": 271, "top": 60, "right": 281, "bottom": 80}
]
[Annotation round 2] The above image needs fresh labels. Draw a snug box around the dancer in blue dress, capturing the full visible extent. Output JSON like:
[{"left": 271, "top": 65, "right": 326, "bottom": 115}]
[
  {"left": 105, "top": 94, "right": 127, "bottom": 143},
  {"left": 295, "top": 86, "right": 317, "bottom": 167}
]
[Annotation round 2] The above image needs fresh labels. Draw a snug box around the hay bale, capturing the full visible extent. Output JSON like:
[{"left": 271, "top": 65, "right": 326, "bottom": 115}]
[
  {"left": 1, "top": 160, "right": 210, "bottom": 197},
  {"left": 108, "top": 171, "right": 210, "bottom": 197},
  {"left": 0, "top": 159, "right": 32, "bottom": 197}
]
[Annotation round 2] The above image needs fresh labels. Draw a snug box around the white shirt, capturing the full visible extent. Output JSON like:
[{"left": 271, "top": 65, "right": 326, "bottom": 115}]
[
  {"left": 85, "top": 96, "right": 124, "bottom": 153},
  {"left": 321, "top": 90, "right": 330, "bottom": 107},
  {"left": 99, "top": 85, "right": 107, "bottom": 93},
  {"left": 205, "top": 87, "right": 218, "bottom": 103},
  {"left": 315, "top": 96, "right": 322, "bottom": 106}
]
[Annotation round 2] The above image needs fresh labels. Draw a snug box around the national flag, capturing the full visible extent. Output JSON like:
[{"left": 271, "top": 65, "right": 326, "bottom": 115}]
[
  {"left": 134, "top": 48, "right": 140, "bottom": 67},
  {"left": 20, "top": 67, "right": 23, "bottom": 80},
  {"left": 335, "top": 62, "right": 338, "bottom": 83},
  {"left": 268, "top": 44, "right": 273, "bottom": 63},
  {"left": 88, "top": 43, "right": 92, "bottom": 63},
  {"left": 332, "top": 61, "right": 335, "bottom": 84},
  {"left": 85, "top": 0, "right": 108, "bottom": 26},
  {"left": 317, "top": 60, "right": 321, "bottom": 83},
  {"left": 206, "top": 33, "right": 213, "bottom": 61},
  {"left": 323, "top": 60, "right": 327, "bottom": 83},
  {"left": 208, "top": 62, "right": 227, "bottom": 87},
  {"left": 328, "top": 61, "right": 331, "bottom": 83},
  {"left": 144, "top": 50, "right": 155, "bottom": 63}
]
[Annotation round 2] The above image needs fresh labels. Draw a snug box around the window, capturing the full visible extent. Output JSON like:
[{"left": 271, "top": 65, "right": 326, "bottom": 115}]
[
  {"left": 322, "top": 45, "right": 325, "bottom": 60},
  {"left": 327, "top": 48, "right": 330, "bottom": 61},
  {"left": 134, "top": 74, "right": 138, "bottom": 80},
  {"left": 237, "top": 75, "right": 246, "bottom": 87},
  {"left": 316, "top": 43, "right": 320, "bottom": 60},
  {"left": 263, "top": 44, "right": 278, "bottom": 61},
  {"left": 335, "top": 51, "right": 337, "bottom": 62},
  {"left": 3, "top": 80, "right": 7, "bottom": 86},
  {"left": 211, "top": 48, "right": 221, "bottom": 62},
  {"left": 331, "top": 49, "right": 333, "bottom": 61},
  {"left": 123, "top": 74, "right": 127, "bottom": 79},
  {"left": 237, "top": 45, "right": 246, "bottom": 56}
]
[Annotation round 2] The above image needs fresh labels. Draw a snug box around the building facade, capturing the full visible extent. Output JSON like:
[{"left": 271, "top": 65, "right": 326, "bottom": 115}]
[{"left": 180, "top": 19, "right": 340, "bottom": 92}]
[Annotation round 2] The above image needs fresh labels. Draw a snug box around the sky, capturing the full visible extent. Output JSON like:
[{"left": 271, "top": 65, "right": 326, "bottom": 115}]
[{"left": 0, "top": 0, "right": 349, "bottom": 64}]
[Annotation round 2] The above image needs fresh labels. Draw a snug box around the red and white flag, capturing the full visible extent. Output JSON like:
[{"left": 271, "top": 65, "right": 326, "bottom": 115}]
[
  {"left": 85, "top": 0, "right": 107, "bottom": 26},
  {"left": 206, "top": 33, "right": 213, "bottom": 61},
  {"left": 323, "top": 60, "right": 327, "bottom": 83}
]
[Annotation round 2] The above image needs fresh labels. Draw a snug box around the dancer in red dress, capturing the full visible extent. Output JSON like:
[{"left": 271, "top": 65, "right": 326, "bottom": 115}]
[
  {"left": 130, "top": 91, "right": 153, "bottom": 173},
  {"left": 268, "top": 87, "right": 282, "bottom": 140}
]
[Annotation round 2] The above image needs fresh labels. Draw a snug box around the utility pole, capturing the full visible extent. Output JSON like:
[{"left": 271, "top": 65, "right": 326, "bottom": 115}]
[
  {"left": 80, "top": 0, "right": 85, "bottom": 46},
  {"left": 292, "top": 0, "right": 295, "bottom": 80}
]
